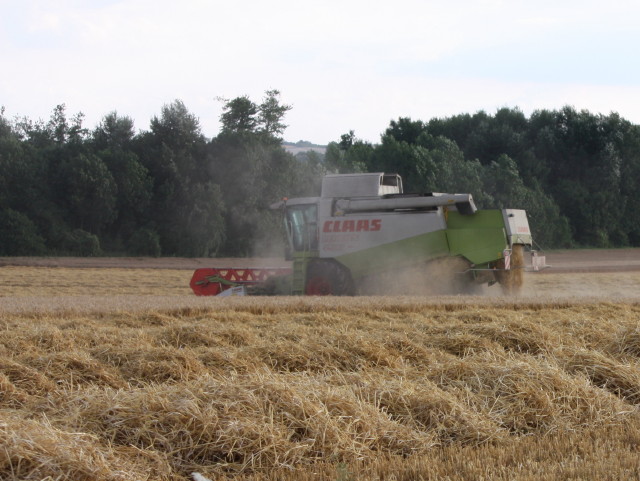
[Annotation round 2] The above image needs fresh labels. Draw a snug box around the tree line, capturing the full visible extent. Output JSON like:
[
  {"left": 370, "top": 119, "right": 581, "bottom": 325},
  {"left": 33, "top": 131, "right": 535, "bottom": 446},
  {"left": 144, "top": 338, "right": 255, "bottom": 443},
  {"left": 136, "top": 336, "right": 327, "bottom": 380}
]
[
  {"left": 1, "top": 93, "right": 639, "bottom": 257},
  {"left": 0, "top": 91, "right": 323, "bottom": 257}
]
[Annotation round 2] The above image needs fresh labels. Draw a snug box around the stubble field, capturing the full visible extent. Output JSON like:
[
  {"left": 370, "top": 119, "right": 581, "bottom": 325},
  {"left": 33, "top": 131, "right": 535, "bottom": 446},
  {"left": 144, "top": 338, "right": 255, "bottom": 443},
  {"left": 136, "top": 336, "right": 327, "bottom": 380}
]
[{"left": 1, "top": 250, "right": 640, "bottom": 480}]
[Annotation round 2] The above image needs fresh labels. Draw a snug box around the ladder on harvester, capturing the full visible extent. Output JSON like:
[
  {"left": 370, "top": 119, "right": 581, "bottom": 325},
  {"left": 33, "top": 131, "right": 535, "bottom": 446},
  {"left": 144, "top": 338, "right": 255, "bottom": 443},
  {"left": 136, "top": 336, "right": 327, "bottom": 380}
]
[{"left": 291, "top": 252, "right": 317, "bottom": 295}]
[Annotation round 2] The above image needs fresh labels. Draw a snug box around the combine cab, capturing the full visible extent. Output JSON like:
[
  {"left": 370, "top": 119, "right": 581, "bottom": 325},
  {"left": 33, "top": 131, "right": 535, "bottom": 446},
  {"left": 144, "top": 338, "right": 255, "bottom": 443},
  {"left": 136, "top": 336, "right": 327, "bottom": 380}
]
[{"left": 190, "top": 172, "right": 546, "bottom": 296}]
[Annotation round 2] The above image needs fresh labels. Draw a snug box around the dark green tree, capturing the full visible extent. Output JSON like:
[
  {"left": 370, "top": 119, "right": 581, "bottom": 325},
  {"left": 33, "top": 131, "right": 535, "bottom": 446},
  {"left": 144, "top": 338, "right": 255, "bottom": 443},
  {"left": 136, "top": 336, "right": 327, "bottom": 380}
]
[
  {"left": 56, "top": 153, "right": 117, "bottom": 234},
  {"left": 428, "top": 136, "right": 493, "bottom": 207},
  {"left": 93, "top": 111, "right": 136, "bottom": 150},
  {"left": 139, "top": 100, "right": 225, "bottom": 256},
  {"left": 0, "top": 208, "right": 47, "bottom": 255},
  {"left": 385, "top": 117, "right": 426, "bottom": 144},
  {"left": 258, "top": 89, "right": 292, "bottom": 139},
  {"left": 218, "top": 96, "right": 259, "bottom": 134},
  {"left": 208, "top": 91, "right": 320, "bottom": 255},
  {"left": 325, "top": 131, "right": 371, "bottom": 174},
  {"left": 619, "top": 124, "right": 640, "bottom": 244},
  {"left": 370, "top": 135, "right": 436, "bottom": 192},
  {"left": 92, "top": 112, "right": 152, "bottom": 248}
]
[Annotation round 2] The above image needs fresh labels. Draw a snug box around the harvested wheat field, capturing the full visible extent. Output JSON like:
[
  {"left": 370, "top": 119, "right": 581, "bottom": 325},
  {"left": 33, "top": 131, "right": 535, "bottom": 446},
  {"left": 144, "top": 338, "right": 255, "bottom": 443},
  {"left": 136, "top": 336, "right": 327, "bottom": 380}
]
[{"left": 1, "top": 252, "right": 640, "bottom": 480}]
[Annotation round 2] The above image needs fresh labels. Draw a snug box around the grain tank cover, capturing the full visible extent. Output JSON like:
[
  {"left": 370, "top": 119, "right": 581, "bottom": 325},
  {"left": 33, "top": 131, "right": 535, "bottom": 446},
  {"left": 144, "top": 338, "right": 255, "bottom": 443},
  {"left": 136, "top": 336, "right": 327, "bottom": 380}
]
[{"left": 321, "top": 173, "right": 402, "bottom": 198}]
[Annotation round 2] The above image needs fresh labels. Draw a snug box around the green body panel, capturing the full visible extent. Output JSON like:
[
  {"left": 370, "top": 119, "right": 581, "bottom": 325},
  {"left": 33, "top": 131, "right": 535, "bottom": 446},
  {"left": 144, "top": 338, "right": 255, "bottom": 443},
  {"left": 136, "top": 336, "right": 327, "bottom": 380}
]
[
  {"left": 289, "top": 209, "right": 517, "bottom": 294},
  {"left": 446, "top": 209, "right": 505, "bottom": 229},
  {"left": 334, "top": 229, "right": 450, "bottom": 281},
  {"left": 445, "top": 210, "right": 508, "bottom": 265},
  {"left": 334, "top": 210, "right": 510, "bottom": 281}
]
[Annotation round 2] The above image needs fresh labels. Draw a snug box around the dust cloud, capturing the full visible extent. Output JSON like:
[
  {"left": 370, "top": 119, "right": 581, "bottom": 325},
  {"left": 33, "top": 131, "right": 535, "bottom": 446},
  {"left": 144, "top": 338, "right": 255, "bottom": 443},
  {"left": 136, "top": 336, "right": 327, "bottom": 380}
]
[{"left": 356, "top": 256, "right": 484, "bottom": 296}]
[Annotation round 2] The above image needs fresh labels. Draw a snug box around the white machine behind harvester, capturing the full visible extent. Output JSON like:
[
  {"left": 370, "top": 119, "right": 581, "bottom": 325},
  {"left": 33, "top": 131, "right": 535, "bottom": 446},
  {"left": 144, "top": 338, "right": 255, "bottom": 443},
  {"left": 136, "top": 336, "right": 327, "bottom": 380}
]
[{"left": 190, "top": 173, "right": 546, "bottom": 296}]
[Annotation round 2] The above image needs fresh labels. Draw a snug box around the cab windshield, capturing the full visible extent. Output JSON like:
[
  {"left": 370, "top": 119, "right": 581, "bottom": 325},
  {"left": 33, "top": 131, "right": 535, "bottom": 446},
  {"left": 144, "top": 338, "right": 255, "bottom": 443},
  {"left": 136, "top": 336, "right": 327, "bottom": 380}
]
[{"left": 285, "top": 204, "right": 318, "bottom": 252}]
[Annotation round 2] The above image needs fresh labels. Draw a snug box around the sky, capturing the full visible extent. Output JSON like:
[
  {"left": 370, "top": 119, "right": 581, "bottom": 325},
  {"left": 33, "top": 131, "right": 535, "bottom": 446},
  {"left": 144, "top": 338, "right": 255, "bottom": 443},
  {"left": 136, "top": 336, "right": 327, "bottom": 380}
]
[{"left": 1, "top": 0, "right": 639, "bottom": 145}]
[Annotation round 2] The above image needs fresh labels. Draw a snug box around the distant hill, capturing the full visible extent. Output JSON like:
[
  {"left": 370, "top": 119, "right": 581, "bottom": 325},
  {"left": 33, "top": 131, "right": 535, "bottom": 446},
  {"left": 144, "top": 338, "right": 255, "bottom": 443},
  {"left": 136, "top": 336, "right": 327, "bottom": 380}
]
[{"left": 282, "top": 141, "right": 327, "bottom": 156}]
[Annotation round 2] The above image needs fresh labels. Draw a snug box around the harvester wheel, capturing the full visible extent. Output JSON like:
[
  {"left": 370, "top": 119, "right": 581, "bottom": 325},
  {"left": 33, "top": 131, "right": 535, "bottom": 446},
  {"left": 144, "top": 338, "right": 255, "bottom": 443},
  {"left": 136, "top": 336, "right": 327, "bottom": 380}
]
[
  {"left": 305, "top": 260, "right": 355, "bottom": 296},
  {"left": 496, "top": 244, "right": 525, "bottom": 295}
]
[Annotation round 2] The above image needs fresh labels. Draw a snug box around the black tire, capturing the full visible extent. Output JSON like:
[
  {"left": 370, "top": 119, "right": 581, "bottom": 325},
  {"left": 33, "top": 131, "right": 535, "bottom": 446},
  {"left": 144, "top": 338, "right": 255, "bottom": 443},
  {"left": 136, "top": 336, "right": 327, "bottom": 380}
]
[{"left": 305, "top": 260, "right": 355, "bottom": 296}]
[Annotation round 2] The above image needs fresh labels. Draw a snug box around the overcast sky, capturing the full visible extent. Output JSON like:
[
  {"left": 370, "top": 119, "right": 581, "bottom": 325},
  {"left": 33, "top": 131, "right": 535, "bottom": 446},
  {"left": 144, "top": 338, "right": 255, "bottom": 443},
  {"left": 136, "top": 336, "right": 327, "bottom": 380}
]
[{"left": 2, "top": 0, "right": 639, "bottom": 144}]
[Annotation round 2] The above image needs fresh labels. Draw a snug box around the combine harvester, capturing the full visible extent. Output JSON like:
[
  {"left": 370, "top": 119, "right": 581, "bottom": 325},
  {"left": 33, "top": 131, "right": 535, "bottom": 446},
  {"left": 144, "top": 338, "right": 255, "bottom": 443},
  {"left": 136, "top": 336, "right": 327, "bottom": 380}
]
[{"left": 190, "top": 173, "right": 546, "bottom": 296}]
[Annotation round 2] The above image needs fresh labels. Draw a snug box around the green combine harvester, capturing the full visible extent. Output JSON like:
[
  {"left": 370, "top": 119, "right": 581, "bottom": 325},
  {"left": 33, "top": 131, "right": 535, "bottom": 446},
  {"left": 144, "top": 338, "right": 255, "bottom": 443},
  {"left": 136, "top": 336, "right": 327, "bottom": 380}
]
[{"left": 190, "top": 173, "right": 545, "bottom": 296}]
